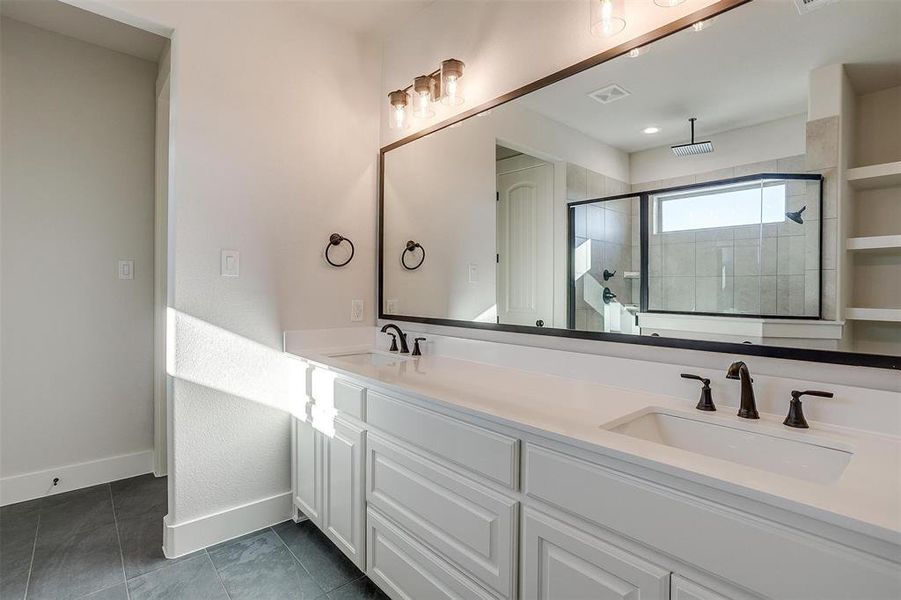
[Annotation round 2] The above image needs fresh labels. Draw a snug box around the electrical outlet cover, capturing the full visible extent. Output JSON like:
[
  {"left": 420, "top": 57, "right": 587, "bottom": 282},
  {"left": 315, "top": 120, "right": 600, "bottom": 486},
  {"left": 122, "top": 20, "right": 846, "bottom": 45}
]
[{"left": 351, "top": 299, "right": 364, "bottom": 322}]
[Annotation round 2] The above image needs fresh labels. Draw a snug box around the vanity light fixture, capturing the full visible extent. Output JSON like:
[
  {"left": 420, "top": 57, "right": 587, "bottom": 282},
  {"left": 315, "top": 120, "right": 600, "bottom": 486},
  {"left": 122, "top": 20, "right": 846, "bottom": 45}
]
[
  {"left": 590, "top": 0, "right": 626, "bottom": 38},
  {"left": 388, "top": 59, "right": 466, "bottom": 126},
  {"left": 692, "top": 18, "right": 715, "bottom": 32},
  {"left": 388, "top": 89, "right": 410, "bottom": 130},
  {"left": 440, "top": 59, "right": 465, "bottom": 106},
  {"left": 643, "top": 126, "right": 661, "bottom": 134},
  {"left": 412, "top": 75, "right": 436, "bottom": 119}
]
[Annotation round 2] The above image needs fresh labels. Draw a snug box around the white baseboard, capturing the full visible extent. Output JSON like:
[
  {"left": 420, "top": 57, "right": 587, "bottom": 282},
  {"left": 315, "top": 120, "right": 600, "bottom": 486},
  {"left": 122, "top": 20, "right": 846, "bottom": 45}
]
[
  {"left": 163, "top": 491, "right": 293, "bottom": 558},
  {"left": 0, "top": 450, "right": 155, "bottom": 506}
]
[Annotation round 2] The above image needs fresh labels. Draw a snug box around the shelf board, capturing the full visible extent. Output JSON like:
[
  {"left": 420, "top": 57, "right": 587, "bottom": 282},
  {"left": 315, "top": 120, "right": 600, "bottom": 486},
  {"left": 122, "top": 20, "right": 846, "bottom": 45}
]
[
  {"left": 846, "top": 234, "right": 901, "bottom": 251},
  {"left": 847, "top": 161, "right": 901, "bottom": 190},
  {"left": 845, "top": 308, "right": 901, "bottom": 322}
]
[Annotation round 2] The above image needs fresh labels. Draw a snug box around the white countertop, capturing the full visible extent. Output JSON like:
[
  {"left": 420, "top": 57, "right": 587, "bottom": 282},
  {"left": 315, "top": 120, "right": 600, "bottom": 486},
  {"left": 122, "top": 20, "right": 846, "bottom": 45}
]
[{"left": 290, "top": 345, "right": 901, "bottom": 546}]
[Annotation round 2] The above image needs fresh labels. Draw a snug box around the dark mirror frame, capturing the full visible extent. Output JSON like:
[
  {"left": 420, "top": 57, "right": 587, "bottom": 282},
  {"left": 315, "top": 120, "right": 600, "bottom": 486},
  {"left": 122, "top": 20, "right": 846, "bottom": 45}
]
[{"left": 377, "top": 0, "right": 899, "bottom": 370}]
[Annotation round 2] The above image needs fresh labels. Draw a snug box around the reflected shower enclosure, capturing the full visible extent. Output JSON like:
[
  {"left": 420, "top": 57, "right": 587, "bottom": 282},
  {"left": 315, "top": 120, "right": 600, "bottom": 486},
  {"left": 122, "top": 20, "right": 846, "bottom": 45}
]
[{"left": 568, "top": 174, "right": 824, "bottom": 330}]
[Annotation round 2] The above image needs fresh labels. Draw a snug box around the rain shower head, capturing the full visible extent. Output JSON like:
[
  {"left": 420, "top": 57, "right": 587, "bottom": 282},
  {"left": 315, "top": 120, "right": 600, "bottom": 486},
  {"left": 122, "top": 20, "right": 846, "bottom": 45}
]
[
  {"left": 785, "top": 205, "right": 807, "bottom": 224},
  {"left": 672, "top": 118, "right": 714, "bottom": 157}
]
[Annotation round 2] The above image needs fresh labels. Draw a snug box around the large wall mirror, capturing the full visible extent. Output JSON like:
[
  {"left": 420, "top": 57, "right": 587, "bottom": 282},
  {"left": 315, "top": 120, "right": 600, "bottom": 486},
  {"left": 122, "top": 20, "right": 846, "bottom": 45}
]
[{"left": 380, "top": 0, "right": 901, "bottom": 369}]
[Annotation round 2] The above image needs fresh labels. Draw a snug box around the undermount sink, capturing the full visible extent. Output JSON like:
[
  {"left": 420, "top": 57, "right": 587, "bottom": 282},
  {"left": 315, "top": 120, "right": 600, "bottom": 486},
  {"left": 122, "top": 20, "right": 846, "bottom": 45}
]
[
  {"left": 330, "top": 351, "right": 410, "bottom": 367},
  {"left": 606, "top": 410, "right": 853, "bottom": 484}
]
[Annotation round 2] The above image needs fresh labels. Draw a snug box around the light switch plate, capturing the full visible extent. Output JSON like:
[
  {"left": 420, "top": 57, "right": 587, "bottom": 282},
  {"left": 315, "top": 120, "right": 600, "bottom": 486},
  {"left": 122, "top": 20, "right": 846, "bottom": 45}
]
[
  {"left": 221, "top": 250, "right": 239, "bottom": 277},
  {"left": 468, "top": 263, "right": 479, "bottom": 283},
  {"left": 351, "top": 299, "right": 364, "bottom": 322},
  {"left": 386, "top": 299, "right": 399, "bottom": 314},
  {"left": 118, "top": 260, "right": 134, "bottom": 280}
]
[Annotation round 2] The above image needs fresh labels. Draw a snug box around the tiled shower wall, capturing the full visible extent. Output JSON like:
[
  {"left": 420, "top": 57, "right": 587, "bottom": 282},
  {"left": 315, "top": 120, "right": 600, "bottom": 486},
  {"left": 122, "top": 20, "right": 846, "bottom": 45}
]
[
  {"left": 630, "top": 151, "right": 838, "bottom": 318},
  {"left": 568, "top": 163, "right": 632, "bottom": 332}
]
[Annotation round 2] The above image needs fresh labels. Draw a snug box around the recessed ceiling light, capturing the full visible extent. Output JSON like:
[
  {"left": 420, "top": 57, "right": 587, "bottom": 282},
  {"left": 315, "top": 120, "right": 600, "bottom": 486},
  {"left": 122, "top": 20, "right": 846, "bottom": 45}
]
[
  {"left": 654, "top": 0, "right": 686, "bottom": 6},
  {"left": 643, "top": 126, "right": 661, "bottom": 135},
  {"left": 628, "top": 46, "right": 648, "bottom": 58},
  {"left": 692, "top": 18, "right": 714, "bottom": 32}
]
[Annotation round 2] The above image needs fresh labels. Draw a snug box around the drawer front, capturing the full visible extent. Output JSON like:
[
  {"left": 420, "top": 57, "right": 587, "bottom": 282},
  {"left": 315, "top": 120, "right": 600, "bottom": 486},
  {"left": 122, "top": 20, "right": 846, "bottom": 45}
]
[
  {"left": 524, "top": 443, "right": 901, "bottom": 600},
  {"left": 367, "top": 434, "right": 517, "bottom": 597},
  {"left": 367, "top": 390, "right": 518, "bottom": 488},
  {"left": 521, "top": 507, "right": 669, "bottom": 600},
  {"left": 367, "top": 508, "right": 498, "bottom": 600},
  {"left": 671, "top": 575, "right": 733, "bottom": 600},
  {"left": 333, "top": 379, "right": 365, "bottom": 420},
  {"left": 310, "top": 368, "right": 365, "bottom": 420}
]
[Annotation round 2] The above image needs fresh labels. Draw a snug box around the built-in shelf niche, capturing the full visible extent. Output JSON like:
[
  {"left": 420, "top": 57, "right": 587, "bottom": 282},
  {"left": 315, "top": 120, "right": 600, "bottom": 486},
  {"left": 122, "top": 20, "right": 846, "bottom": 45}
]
[
  {"left": 842, "top": 69, "right": 900, "bottom": 352},
  {"left": 846, "top": 161, "right": 901, "bottom": 190}
]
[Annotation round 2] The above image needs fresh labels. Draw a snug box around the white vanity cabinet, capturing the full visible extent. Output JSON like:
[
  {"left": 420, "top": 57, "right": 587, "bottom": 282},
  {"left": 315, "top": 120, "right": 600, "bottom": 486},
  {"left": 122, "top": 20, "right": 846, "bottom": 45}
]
[
  {"left": 292, "top": 373, "right": 367, "bottom": 569},
  {"left": 521, "top": 507, "right": 670, "bottom": 600},
  {"left": 322, "top": 416, "right": 365, "bottom": 568},
  {"left": 292, "top": 410, "right": 322, "bottom": 526},
  {"left": 292, "top": 364, "right": 901, "bottom": 600}
]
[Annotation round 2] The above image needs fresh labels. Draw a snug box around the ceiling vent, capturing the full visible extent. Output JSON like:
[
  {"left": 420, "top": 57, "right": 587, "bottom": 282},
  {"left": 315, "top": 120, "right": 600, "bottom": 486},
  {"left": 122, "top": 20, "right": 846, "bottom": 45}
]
[
  {"left": 793, "top": 0, "right": 840, "bottom": 14},
  {"left": 588, "top": 84, "right": 630, "bottom": 105}
]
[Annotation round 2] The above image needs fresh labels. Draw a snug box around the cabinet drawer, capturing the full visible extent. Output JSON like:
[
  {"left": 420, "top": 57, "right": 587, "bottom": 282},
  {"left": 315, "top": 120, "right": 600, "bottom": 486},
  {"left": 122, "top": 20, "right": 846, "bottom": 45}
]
[
  {"left": 671, "top": 575, "right": 733, "bottom": 600},
  {"left": 524, "top": 443, "right": 901, "bottom": 600},
  {"left": 367, "top": 434, "right": 517, "bottom": 597},
  {"left": 521, "top": 507, "right": 669, "bottom": 600},
  {"left": 366, "top": 390, "right": 518, "bottom": 488},
  {"left": 310, "top": 368, "right": 365, "bottom": 420},
  {"left": 367, "top": 508, "right": 498, "bottom": 600}
]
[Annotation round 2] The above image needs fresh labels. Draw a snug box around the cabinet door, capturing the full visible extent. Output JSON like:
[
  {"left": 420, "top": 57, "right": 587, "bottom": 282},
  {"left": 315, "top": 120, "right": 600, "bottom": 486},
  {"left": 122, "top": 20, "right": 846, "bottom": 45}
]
[
  {"left": 323, "top": 417, "right": 365, "bottom": 569},
  {"left": 294, "top": 416, "right": 322, "bottom": 526},
  {"left": 521, "top": 508, "right": 669, "bottom": 600},
  {"left": 672, "top": 575, "right": 733, "bottom": 600}
]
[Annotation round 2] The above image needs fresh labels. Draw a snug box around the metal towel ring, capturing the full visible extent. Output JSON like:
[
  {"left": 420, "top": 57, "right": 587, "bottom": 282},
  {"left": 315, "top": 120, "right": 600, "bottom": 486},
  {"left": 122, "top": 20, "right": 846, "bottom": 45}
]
[
  {"left": 325, "top": 233, "right": 354, "bottom": 267},
  {"left": 401, "top": 240, "right": 425, "bottom": 270}
]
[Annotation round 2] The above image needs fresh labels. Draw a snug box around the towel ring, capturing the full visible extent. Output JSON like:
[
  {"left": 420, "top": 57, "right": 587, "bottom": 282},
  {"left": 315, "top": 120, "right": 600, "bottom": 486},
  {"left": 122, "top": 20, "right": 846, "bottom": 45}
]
[
  {"left": 325, "top": 233, "right": 354, "bottom": 267},
  {"left": 402, "top": 240, "right": 425, "bottom": 270}
]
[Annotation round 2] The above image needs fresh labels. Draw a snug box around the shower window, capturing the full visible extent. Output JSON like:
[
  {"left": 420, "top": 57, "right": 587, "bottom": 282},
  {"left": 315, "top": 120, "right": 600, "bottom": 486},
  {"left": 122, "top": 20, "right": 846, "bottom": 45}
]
[
  {"left": 645, "top": 175, "right": 822, "bottom": 318},
  {"left": 656, "top": 180, "right": 786, "bottom": 233}
]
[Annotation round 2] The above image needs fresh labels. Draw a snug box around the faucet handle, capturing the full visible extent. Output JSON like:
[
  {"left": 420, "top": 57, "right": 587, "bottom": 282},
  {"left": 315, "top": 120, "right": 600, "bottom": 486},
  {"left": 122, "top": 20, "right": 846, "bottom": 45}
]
[
  {"left": 681, "top": 373, "right": 715, "bottom": 412},
  {"left": 784, "top": 390, "right": 834, "bottom": 429},
  {"left": 412, "top": 337, "right": 426, "bottom": 356},
  {"left": 386, "top": 332, "right": 398, "bottom": 352}
]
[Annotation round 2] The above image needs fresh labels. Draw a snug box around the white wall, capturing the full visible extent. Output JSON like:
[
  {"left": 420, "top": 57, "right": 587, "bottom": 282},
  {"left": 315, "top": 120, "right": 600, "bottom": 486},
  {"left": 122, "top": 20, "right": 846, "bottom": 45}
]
[
  {"left": 1, "top": 18, "right": 157, "bottom": 491},
  {"left": 629, "top": 114, "right": 807, "bottom": 184},
  {"left": 380, "top": 0, "right": 723, "bottom": 147},
  {"left": 81, "top": 0, "right": 382, "bottom": 550}
]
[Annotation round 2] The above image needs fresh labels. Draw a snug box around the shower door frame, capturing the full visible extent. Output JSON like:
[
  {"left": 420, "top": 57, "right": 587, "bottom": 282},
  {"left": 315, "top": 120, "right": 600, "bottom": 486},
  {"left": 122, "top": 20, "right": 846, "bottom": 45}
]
[{"left": 566, "top": 172, "right": 825, "bottom": 327}]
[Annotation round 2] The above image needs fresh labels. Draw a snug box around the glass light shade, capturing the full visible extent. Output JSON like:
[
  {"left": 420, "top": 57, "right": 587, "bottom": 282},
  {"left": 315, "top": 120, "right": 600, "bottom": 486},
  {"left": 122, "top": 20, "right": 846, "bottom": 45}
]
[
  {"left": 590, "top": 0, "right": 626, "bottom": 38},
  {"left": 628, "top": 46, "right": 648, "bottom": 58},
  {"left": 388, "top": 90, "right": 410, "bottom": 130},
  {"left": 653, "top": 0, "right": 685, "bottom": 7},
  {"left": 440, "top": 59, "right": 465, "bottom": 106},
  {"left": 412, "top": 75, "right": 436, "bottom": 119}
]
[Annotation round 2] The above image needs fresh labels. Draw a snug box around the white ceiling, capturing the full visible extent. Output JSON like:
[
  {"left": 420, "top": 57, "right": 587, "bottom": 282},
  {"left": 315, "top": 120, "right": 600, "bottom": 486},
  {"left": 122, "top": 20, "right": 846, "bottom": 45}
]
[
  {"left": 517, "top": 0, "right": 901, "bottom": 154},
  {"left": 0, "top": 0, "right": 168, "bottom": 62}
]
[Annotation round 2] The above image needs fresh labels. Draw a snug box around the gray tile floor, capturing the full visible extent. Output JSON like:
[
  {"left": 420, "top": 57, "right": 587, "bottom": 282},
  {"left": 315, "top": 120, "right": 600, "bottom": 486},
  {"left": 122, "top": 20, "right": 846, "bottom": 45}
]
[{"left": 0, "top": 475, "right": 388, "bottom": 600}]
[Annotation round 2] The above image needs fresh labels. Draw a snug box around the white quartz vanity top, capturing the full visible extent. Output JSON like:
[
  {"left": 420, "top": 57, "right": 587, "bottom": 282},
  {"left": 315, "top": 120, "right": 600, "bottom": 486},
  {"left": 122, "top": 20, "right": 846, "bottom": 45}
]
[{"left": 292, "top": 345, "right": 901, "bottom": 545}]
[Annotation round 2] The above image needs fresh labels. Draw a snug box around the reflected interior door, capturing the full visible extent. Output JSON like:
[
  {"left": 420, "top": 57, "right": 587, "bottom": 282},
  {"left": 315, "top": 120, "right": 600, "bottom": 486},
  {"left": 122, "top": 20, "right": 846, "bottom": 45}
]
[{"left": 497, "top": 160, "right": 554, "bottom": 326}]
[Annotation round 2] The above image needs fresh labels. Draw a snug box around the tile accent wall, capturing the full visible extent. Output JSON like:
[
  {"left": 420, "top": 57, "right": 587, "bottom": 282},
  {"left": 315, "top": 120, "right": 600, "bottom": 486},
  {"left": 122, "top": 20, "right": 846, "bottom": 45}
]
[
  {"left": 630, "top": 152, "right": 838, "bottom": 319},
  {"left": 568, "top": 163, "right": 632, "bottom": 332}
]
